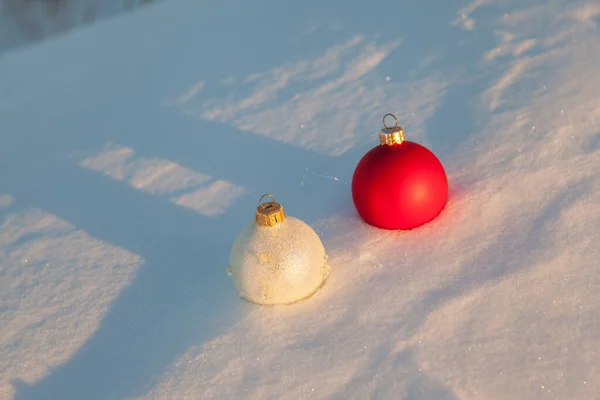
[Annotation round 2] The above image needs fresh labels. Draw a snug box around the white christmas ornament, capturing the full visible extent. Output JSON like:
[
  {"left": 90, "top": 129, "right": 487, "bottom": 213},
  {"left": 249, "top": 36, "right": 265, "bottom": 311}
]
[{"left": 227, "top": 194, "right": 330, "bottom": 305}]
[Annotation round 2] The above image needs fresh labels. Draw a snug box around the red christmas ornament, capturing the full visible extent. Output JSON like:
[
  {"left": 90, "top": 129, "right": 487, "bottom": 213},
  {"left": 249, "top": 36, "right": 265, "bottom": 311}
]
[{"left": 352, "top": 114, "right": 448, "bottom": 230}]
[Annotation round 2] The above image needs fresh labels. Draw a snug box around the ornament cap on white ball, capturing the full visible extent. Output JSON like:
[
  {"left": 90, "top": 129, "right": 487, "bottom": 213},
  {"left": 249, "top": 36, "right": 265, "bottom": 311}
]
[
  {"left": 254, "top": 194, "right": 285, "bottom": 227},
  {"left": 227, "top": 194, "right": 330, "bottom": 305}
]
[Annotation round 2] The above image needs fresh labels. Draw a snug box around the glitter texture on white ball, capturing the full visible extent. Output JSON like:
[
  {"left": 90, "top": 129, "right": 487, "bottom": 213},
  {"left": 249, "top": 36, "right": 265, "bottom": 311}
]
[{"left": 227, "top": 195, "right": 330, "bottom": 305}]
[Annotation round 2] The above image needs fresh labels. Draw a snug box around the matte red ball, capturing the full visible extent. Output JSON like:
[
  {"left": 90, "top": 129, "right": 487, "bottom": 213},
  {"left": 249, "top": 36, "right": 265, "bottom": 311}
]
[{"left": 351, "top": 141, "right": 448, "bottom": 230}]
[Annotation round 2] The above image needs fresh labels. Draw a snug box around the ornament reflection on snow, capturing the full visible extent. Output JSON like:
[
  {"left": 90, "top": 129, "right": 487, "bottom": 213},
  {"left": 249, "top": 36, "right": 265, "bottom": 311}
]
[
  {"left": 352, "top": 113, "right": 448, "bottom": 230},
  {"left": 227, "top": 194, "right": 330, "bottom": 305}
]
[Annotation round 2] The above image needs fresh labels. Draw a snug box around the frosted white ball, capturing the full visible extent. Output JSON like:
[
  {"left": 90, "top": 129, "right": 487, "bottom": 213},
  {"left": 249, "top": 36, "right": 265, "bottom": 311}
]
[{"left": 228, "top": 216, "right": 330, "bottom": 305}]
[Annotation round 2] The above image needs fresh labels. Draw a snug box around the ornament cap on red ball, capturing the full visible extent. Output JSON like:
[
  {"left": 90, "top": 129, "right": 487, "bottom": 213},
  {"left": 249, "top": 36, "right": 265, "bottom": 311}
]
[{"left": 351, "top": 113, "right": 448, "bottom": 230}]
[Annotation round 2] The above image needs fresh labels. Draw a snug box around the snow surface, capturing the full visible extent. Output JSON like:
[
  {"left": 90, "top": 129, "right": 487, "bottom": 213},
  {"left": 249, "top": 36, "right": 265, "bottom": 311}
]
[
  {"left": 0, "top": 0, "right": 157, "bottom": 54},
  {"left": 1, "top": 0, "right": 599, "bottom": 399}
]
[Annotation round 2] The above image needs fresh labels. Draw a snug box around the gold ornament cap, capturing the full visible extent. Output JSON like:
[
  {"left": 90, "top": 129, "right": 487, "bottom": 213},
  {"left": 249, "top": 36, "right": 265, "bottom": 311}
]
[
  {"left": 378, "top": 113, "right": 405, "bottom": 146},
  {"left": 255, "top": 194, "right": 286, "bottom": 227}
]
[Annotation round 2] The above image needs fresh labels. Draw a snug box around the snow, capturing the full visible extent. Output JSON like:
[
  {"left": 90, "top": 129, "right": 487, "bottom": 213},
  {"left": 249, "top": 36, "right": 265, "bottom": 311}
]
[
  {"left": 0, "top": 0, "right": 599, "bottom": 399},
  {"left": 0, "top": 0, "right": 156, "bottom": 54}
]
